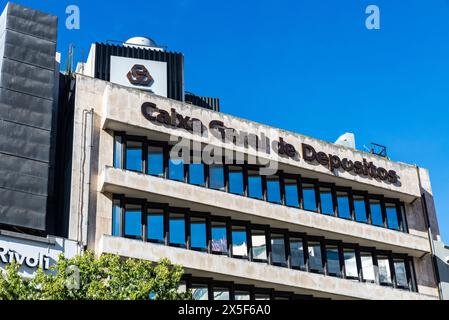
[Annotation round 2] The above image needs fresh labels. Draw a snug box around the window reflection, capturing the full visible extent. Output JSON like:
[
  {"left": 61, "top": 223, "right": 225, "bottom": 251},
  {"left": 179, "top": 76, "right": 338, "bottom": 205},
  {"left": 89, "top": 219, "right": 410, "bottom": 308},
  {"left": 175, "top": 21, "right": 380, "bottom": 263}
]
[
  {"left": 124, "top": 204, "right": 142, "bottom": 238},
  {"left": 234, "top": 290, "right": 251, "bottom": 300},
  {"left": 361, "top": 252, "right": 376, "bottom": 282},
  {"left": 266, "top": 176, "right": 281, "bottom": 204},
  {"left": 343, "top": 249, "right": 358, "bottom": 278},
  {"left": 168, "top": 157, "right": 185, "bottom": 182},
  {"left": 248, "top": 169, "right": 263, "bottom": 199},
  {"left": 147, "top": 208, "right": 164, "bottom": 242},
  {"left": 337, "top": 191, "right": 351, "bottom": 219},
  {"left": 378, "top": 256, "right": 392, "bottom": 285},
  {"left": 290, "top": 238, "right": 305, "bottom": 269},
  {"left": 394, "top": 259, "right": 408, "bottom": 287},
  {"left": 231, "top": 225, "right": 248, "bottom": 258},
  {"left": 148, "top": 146, "right": 164, "bottom": 176},
  {"left": 169, "top": 212, "right": 186, "bottom": 246},
  {"left": 251, "top": 229, "right": 267, "bottom": 261},
  {"left": 302, "top": 183, "right": 317, "bottom": 211},
  {"left": 319, "top": 187, "right": 334, "bottom": 215},
  {"left": 354, "top": 195, "right": 368, "bottom": 223},
  {"left": 189, "top": 163, "right": 206, "bottom": 186},
  {"left": 385, "top": 203, "right": 400, "bottom": 230},
  {"left": 125, "top": 140, "right": 143, "bottom": 172},
  {"left": 213, "top": 287, "right": 230, "bottom": 300},
  {"left": 370, "top": 199, "right": 384, "bottom": 227},
  {"left": 113, "top": 135, "right": 123, "bottom": 168},
  {"left": 112, "top": 199, "right": 121, "bottom": 236},
  {"left": 229, "top": 166, "right": 244, "bottom": 195},
  {"left": 271, "top": 234, "right": 286, "bottom": 265},
  {"left": 209, "top": 164, "right": 225, "bottom": 191},
  {"left": 326, "top": 245, "right": 341, "bottom": 276},
  {"left": 211, "top": 221, "right": 228, "bottom": 254},
  {"left": 308, "top": 242, "right": 323, "bottom": 273},
  {"left": 191, "top": 284, "right": 209, "bottom": 300},
  {"left": 284, "top": 178, "right": 299, "bottom": 207},
  {"left": 190, "top": 216, "right": 207, "bottom": 251}
]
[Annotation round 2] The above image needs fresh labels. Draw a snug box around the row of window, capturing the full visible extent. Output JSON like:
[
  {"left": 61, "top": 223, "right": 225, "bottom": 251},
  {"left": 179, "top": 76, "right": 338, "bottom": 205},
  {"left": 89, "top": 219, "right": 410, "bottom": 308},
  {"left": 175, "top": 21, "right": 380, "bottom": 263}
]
[
  {"left": 112, "top": 196, "right": 417, "bottom": 292},
  {"left": 113, "top": 133, "right": 409, "bottom": 233},
  {"left": 179, "top": 275, "right": 326, "bottom": 300}
]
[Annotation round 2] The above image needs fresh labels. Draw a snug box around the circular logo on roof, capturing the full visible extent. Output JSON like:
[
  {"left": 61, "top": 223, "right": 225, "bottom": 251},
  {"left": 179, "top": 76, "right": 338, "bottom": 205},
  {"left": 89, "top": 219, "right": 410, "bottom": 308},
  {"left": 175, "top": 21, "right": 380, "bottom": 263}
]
[{"left": 127, "top": 64, "right": 154, "bottom": 86}]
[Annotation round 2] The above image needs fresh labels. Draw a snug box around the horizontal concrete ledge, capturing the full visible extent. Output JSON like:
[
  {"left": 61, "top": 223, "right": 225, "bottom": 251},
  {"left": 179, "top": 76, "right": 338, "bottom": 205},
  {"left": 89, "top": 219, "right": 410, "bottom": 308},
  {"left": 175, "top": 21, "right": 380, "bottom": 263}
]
[
  {"left": 99, "top": 235, "right": 435, "bottom": 300},
  {"left": 100, "top": 167, "right": 431, "bottom": 257}
]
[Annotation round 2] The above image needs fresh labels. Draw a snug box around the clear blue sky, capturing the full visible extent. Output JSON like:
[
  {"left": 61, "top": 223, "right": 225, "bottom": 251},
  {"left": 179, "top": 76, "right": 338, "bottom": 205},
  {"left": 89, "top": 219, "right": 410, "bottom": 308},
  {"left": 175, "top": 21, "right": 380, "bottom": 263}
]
[{"left": 4, "top": 0, "right": 448, "bottom": 241}]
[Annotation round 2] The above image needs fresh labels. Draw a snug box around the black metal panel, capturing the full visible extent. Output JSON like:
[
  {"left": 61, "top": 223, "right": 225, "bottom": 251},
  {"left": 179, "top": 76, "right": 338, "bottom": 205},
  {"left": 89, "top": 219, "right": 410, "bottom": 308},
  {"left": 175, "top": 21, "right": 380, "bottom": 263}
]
[
  {"left": 93, "top": 43, "right": 184, "bottom": 101},
  {"left": 185, "top": 92, "right": 220, "bottom": 111}
]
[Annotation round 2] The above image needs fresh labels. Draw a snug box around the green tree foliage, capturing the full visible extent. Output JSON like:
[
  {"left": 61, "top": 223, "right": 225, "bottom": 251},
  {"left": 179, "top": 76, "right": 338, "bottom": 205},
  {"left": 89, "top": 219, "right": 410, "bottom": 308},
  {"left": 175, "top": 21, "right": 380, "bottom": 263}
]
[{"left": 0, "top": 251, "right": 191, "bottom": 300}]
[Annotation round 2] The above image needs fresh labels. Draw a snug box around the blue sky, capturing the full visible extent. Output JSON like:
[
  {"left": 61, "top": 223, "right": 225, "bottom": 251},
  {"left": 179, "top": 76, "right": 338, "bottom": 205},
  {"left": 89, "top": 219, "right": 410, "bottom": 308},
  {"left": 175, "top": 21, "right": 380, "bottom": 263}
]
[{"left": 4, "top": 0, "right": 448, "bottom": 241}]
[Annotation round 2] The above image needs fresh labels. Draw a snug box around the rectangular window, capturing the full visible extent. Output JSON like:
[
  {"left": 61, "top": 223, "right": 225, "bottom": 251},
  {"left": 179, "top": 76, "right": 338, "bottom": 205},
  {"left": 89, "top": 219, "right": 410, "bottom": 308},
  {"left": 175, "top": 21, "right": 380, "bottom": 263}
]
[
  {"left": 147, "top": 145, "right": 164, "bottom": 177},
  {"left": 302, "top": 183, "right": 317, "bottom": 211},
  {"left": 247, "top": 169, "right": 263, "bottom": 200},
  {"left": 284, "top": 178, "right": 299, "bottom": 207},
  {"left": 290, "top": 237, "right": 305, "bottom": 269},
  {"left": 385, "top": 202, "right": 400, "bottom": 231},
  {"left": 190, "top": 216, "right": 207, "bottom": 251},
  {"left": 147, "top": 208, "right": 164, "bottom": 242},
  {"left": 394, "top": 259, "right": 408, "bottom": 288},
  {"left": 231, "top": 225, "right": 248, "bottom": 258},
  {"left": 337, "top": 191, "right": 351, "bottom": 219},
  {"left": 189, "top": 163, "right": 206, "bottom": 187},
  {"left": 326, "top": 245, "right": 341, "bottom": 277},
  {"left": 229, "top": 166, "right": 244, "bottom": 195},
  {"left": 378, "top": 255, "right": 392, "bottom": 285},
  {"left": 271, "top": 233, "right": 287, "bottom": 266},
  {"left": 354, "top": 195, "right": 368, "bottom": 223},
  {"left": 124, "top": 204, "right": 142, "bottom": 239},
  {"left": 211, "top": 221, "right": 228, "bottom": 254},
  {"left": 254, "top": 293, "right": 270, "bottom": 300},
  {"left": 361, "top": 252, "right": 376, "bottom": 282},
  {"left": 209, "top": 164, "right": 225, "bottom": 191},
  {"left": 308, "top": 241, "right": 323, "bottom": 273},
  {"left": 319, "top": 187, "right": 334, "bottom": 215},
  {"left": 343, "top": 248, "right": 358, "bottom": 278},
  {"left": 169, "top": 212, "right": 186, "bottom": 247},
  {"left": 251, "top": 229, "right": 267, "bottom": 261},
  {"left": 168, "top": 157, "right": 185, "bottom": 182},
  {"left": 213, "top": 287, "right": 230, "bottom": 300},
  {"left": 191, "top": 284, "right": 209, "bottom": 300},
  {"left": 370, "top": 198, "right": 384, "bottom": 227},
  {"left": 234, "top": 290, "right": 251, "bottom": 300},
  {"left": 113, "top": 135, "right": 123, "bottom": 168},
  {"left": 112, "top": 199, "right": 122, "bottom": 236},
  {"left": 266, "top": 175, "right": 281, "bottom": 204},
  {"left": 125, "top": 140, "right": 143, "bottom": 172}
]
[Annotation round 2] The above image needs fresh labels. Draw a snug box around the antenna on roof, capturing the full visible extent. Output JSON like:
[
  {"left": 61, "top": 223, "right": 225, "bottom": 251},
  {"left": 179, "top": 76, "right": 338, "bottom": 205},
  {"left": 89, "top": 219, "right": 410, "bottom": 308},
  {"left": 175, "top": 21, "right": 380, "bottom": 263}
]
[{"left": 369, "top": 142, "right": 388, "bottom": 158}]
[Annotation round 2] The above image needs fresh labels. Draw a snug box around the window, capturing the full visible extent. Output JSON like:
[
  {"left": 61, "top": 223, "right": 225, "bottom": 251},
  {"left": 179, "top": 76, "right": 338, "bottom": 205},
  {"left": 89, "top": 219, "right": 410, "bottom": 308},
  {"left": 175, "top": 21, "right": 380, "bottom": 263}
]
[
  {"left": 125, "top": 140, "right": 143, "bottom": 172},
  {"left": 378, "top": 255, "right": 392, "bottom": 285},
  {"left": 385, "top": 202, "right": 400, "bottom": 230},
  {"left": 168, "top": 156, "right": 185, "bottom": 182},
  {"left": 228, "top": 166, "right": 244, "bottom": 195},
  {"left": 211, "top": 221, "right": 228, "bottom": 254},
  {"left": 361, "top": 252, "right": 376, "bottom": 282},
  {"left": 343, "top": 248, "right": 358, "bottom": 279},
  {"left": 302, "top": 183, "right": 317, "bottom": 211},
  {"left": 400, "top": 204, "right": 408, "bottom": 232},
  {"left": 394, "top": 259, "right": 408, "bottom": 288},
  {"left": 284, "top": 178, "right": 299, "bottom": 207},
  {"left": 308, "top": 241, "right": 323, "bottom": 273},
  {"left": 169, "top": 212, "right": 186, "bottom": 247},
  {"left": 290, "top": 237, "right": 305, "bottom": 269},
  {"left": 112, "top": 199, "right": 121, "bottom": 236},
  {"left": 147, "top": 208, "right": 164, "bottom": 242},
  {"left": 189, "top": 162, "right": 206, "bottom": 187},
  {"left": 266, "top": 175, "right": 281, "bottom": 204},
  {"left": 234, "top": 290, "right": 251, "bottom": 300},
  {"left": 254, "top": 293, "right": 270, "bottom": 300},
  {"left": 213, "top": 287, "right": 230, "bottom": 300},
  {"left": 319, "top": 187, "right": 334, "bottom": 215},
  {"left": 326, "top": 245, "right": 341, "bottom": 277},
  {"left": 209, "top": 164, "right": 225, "bottom": 191},
  {"left": 370, "top": 198, "right": 384, "bottom": 227},
  {"left": 231, "top": 225, "right": 248, "bottom": 258},
  {"left": 147, "top": 145, "right": 164, "bottom": 176},
  {"left": 190, "top": 216, "right": 207, "bottom": 251},
  {"left": 354, "top": 195, "right": 368, "bottom": 223},
  {"left": 191, "top": 283, "right": 209, "bottom": 300},
  {"left": 113, "top": 135, "right": 123, "bottom": 168},
  {"left": 177, "top": 280, "right": 187, "bottom": 294},
  {"left": 337, "top": 191, "right": 351, "bottom": 219},
  {"left": 251, "top": 229, "right": 267, "bottom": 261},
  {"left": 247, "top": 169, "right": 263, "bottom": 200},
  {"left": 124, "top": 204, "right": 142, "bottom": 239},
  {"left": 271, "top": 233, "right": 287, "bottom": 266}
]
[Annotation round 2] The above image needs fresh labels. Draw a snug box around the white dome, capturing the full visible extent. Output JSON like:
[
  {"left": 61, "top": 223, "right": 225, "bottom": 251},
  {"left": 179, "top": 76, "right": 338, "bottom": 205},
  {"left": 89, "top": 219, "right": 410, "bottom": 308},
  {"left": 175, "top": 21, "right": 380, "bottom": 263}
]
[{"left": 123, "top": 37, "right": 161, "bottom": 50}]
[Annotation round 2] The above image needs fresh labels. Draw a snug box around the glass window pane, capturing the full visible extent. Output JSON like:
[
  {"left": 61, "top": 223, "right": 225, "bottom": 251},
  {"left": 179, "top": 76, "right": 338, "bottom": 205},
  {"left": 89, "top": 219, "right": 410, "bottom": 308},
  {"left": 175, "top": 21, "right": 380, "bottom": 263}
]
[
  {"left": 147, "top": 209, "right": 164, "bottom": 242},
  {"left": 191, "top": 217, "right": 207, "bottom": 250},
  {"left": 125, "top": 140, "right": 143, "bottom": 172},
  {"left": 254, "top": 293, "right": 270, "bottom": 300},
  {"left": 378, "top": 256, "right": 392, "bottom": 284},
  {"left": 354, "top": 195, "right": 368, "bottom": 223},
  {"left": 326, "top": 245, "right": 341, "bottom": 276},
  {"left": 344, "top": 249, "right": 358, "bottom": 278},
  {"left": 178, "top": 281, "right": 187, "bottom": 294},
  {"left": 113, "top": 135, "right": 123, "bottom": 168},
  {"left": 308, "top": 242, "right": 323, "bottom": 272},
  {"left": 169, "top": 213, "right": 186, "bottom": 246},
  {"left": 285, "top": 178, "right": 299, "bottom": 207},
  {"left": 192, "top": 284, "right": 209, "bottom": 300},
  {"left": 234, "top": 291, "right": 251, "bottom": 300},
  {"left": 271, "top": 234, "right": 286, "bottom": 265},
  {"left": 112, "top": 199, "right": 121, "bottom": 236},
  {"left": 290, "top": 238, "right": 305, "bottom": 269},
  {"left": 302, "top": 183, "right": 317, "bottom": 211},
  {"left": 386, "top": 203, "right": 400, "bottom": 230},
  {"left": 169, "top": 157, "right": 185, "bottom": 182},
  {"left": 251, "top": 229, "right": 267, "bottom": 261},
  {"left": 229, "top": 166, "right": 244, "bottom": 195},
  {"left": 209, "top": 164, "right": 225, "bottom": 191},
  {"left": 148, "top": 146, "right": 164, "bottom": 176},
  {"left": 361, "top": 252, "right": 375, "bottom": 282},
  {"left": 231, "top": 226, "right": 248, "bottom": 257},
  {"left": 213, "top": 287, "right": 230, "bottom": 300},
  {"left": 370, "top": 199, "right": 384, "bottom": 227},
  {"left": 124, "top": 204, "right": 142, "bottom": 238},
  {"left": 266, "top": 176, "right": 281, "bottom": 204},
  {"left": 337, "top": 191, "right": 351, "bottom": 219},
  {"left": 248, "top": 170, "right": 263, "bottom": 200},
  {"left": 189, "top": 163, "right": 206, "bottom": 186},
  {"left": 211, "top": 221, "right": 228, "bottom": 253},
  {"left": 394, "top": 259, "right": 408, "bottom": 287},
  {"left": 320, "top": 187, "right": 334, "bottom": 215}
]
